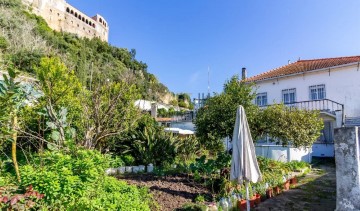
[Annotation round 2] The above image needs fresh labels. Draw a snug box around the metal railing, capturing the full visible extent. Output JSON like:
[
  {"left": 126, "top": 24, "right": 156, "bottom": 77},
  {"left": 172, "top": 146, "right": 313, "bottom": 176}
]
[
  {"left": 284, "top": 99, "right": 343, "bottom": 114},
  {"left": 261, "top": 99, "right": 345, "bottom": 126}
]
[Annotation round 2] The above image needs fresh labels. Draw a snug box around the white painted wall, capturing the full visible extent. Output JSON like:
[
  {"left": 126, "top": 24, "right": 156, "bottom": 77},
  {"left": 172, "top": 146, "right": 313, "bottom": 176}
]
[
  {"left": 255, "top": 63, "right": 360, "bottom": 118},
  {"left": 255, "top": 145, "right": 312, "bottom": 163},
  {"left": 312, "top": 143, "right": 334, "bottom": 157}
]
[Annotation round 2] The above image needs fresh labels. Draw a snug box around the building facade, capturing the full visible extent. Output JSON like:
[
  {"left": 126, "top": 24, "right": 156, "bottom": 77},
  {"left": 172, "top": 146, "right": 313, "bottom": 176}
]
[
  {"left": 22, "top": 0, "right": 109, "bottom": 42},
  {"left": 246, "top": 55, "right": 360, "bottom": 158}
]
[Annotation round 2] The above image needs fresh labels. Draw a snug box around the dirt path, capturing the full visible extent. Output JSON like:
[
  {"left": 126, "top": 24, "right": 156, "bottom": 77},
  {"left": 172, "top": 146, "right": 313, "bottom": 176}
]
[
  {"left": 119, "top": 174, "right": 212, "bottom": 211},
  {"left": 255, "top": 164, "right": 336, "bottom": 211}
]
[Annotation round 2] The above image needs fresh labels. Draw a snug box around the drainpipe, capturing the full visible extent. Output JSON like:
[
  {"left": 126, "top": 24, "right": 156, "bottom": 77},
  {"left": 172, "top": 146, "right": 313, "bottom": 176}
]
[{"left": 342, "top": 104, "right": 345, "bottom": 127}]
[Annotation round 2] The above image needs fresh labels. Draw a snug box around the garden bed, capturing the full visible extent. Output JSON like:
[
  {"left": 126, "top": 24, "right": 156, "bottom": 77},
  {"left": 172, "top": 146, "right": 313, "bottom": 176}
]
[
  {"left": 119, "top": 174, "right": 213, "bottom": 211},
  {"left": 255, "top": 163, "right": 336, "bottom": 210}
]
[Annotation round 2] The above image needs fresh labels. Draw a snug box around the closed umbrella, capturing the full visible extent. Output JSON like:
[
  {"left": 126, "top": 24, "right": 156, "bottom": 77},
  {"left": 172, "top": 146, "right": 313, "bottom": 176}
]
[{"left": 230, "top": 105, "right": 262, "bottom": 211}]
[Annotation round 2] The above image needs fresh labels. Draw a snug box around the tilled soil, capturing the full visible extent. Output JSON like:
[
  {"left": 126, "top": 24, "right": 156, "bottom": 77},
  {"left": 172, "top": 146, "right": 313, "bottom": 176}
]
[{"left": 119, "top": 174, "right": 212, "bottom": 211}]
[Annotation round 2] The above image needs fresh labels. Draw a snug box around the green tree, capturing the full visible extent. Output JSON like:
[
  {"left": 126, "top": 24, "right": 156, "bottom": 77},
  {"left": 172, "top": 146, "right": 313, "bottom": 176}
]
[
  {"left": 195, "top": 75, "right": 257, "bottom": 150},
  {"left": 195, "top": 75, "right": 324, "bottom": 149},
  {"left": 82, "top": 78, "right": 141, "bottom": 150},
  {"left": 254, "top": 104, "right": 324, "bottom": 148},
  {"left": 34, "top": 57, "right": 83, "bottom": 145}
]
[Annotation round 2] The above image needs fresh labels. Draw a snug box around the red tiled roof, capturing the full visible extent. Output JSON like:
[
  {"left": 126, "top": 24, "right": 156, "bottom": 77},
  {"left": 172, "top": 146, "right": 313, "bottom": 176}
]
[
  {"left": 246, "top": 56, "right": 360, "bottom": 82},
  {"left": 156, "top": 117, "right": 173, "bottom": 122}
]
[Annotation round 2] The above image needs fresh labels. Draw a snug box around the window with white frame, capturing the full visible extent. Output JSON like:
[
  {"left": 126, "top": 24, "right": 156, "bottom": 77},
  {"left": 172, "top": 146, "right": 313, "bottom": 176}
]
[
  {"left": 256, "top": 92, "right": 267, "bottom": 106},
  {"left": 282, "top": 88, "right": 296, "bottom": 104},
  {"left": 309, "top": 84, "right": 326, "bottom": 100}
]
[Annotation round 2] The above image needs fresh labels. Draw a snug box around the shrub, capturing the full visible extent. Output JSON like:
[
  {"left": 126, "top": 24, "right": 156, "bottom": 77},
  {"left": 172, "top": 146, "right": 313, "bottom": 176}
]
[
  {"left": 131, "top": 127, "right": 180, "bottom": 166},
  {"left": 194, "top": 194, "right": 205, "bottom": 203},
  {"left": 110, "top": 155, "right": 125, "bottom": 167},
  {"left": 176, "top": 203, "right": 207, "bottom": 211},
  {"left": 0, "top": 36, "right": 8, "bottom": 50},
  {"left": 121, "top": 154, "right": 135, "bottom": 166},
  {"left": 0, "top": 0, "right": 21, "bottom": 8},
  {"left": 19, "top": 149, "right": 154, "bottom": 210},
  {"left": 177, "top": 136, "right": 201, "bottom": 164},
  {"left": 0, "top": 185, "right": 44, "bottom": 210}
]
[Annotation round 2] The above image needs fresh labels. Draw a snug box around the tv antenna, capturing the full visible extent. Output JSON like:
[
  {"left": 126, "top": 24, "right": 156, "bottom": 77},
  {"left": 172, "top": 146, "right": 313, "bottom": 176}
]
[{"left": 207, "top": 66, "right": 210, "bottom": 97}]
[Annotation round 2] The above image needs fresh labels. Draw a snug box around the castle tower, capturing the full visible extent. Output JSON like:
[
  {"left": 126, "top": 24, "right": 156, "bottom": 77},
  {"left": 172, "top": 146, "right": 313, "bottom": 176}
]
[{"left": 21, "top": 0, "right": 109, "bottom": 42}]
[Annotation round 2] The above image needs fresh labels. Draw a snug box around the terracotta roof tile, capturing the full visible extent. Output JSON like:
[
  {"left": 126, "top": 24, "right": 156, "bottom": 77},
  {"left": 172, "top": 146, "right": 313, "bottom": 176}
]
[
  {"left": 246, "top": 56, "right": 360, "bottom": 82},
  {"left": 156, "top": 117, "right": 173, "bottom": 122}
]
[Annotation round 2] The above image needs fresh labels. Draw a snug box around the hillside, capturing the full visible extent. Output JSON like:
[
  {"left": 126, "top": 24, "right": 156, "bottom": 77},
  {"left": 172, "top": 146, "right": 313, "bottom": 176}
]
[{"left": 0, "top": 0, "right": 176, "bottom": 103}]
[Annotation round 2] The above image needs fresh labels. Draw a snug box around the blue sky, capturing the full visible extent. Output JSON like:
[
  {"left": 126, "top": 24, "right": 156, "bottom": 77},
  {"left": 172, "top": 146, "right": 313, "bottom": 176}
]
[{"left": 67, "top": 0, "right": 360, "bottom": 99}]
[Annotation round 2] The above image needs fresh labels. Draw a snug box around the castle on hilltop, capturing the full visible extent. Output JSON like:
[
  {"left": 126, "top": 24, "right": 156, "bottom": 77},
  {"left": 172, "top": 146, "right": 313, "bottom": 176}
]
[{"left": 22, "top": 0, "right": 109, "bottom": 42}]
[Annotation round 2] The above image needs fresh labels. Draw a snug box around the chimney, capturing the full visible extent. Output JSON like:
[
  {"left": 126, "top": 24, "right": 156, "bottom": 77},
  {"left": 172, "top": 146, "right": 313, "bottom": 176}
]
[{"left": 242, "top": 67, "right": 247, "bottom": 80}]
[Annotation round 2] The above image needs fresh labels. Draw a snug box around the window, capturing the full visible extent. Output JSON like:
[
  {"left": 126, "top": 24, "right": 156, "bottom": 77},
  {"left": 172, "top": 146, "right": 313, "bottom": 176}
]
[
  {"left": 309, "top": 84, "right": 326, "bottom": 100},
  {"left": 256, "top": 92, "right": 267, "bottom": 106},
  {"left": 282, "top": 88, "right": 296, "bottom": 104}
]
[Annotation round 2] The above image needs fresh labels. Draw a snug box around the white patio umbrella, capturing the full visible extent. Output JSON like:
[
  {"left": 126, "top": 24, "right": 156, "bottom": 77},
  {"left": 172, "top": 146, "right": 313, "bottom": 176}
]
[{"left": 230, "top": 105, "right": 262, "bottom": 211}]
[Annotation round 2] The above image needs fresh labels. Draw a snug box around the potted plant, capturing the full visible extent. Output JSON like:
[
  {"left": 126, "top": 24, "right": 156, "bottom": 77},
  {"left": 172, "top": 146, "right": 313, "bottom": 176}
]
[
  {"left": 290, "top": 176, "right": 297, "bottom": 185},
  {"left": 266, "top": 188, "right": 273, "bottom": 198},
  {"left": 237, "top": 199, "right": 247, "bottom": 211},
  {"left": 273, "top": 177, "right": 283, "bottom": 195},
  {"left": 253, "top": 183, "right": 265, "bottom": 204},
  {"left": 283, "top": 179, "right": 290, "bottom": 191},
  {"left": 273, "top": 186, "right": 281, "bottom": 195}
]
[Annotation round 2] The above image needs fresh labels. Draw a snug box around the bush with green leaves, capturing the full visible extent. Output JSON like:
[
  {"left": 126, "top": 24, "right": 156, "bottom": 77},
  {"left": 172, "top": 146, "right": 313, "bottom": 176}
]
[
  {"left": 177, "top": 203, "right": 207, "bottom": 211},
  {"left": 19, "top": 149, "right": 154, "bottom": 210},
  {"left": 121, "top": 154, "right": 135, "bottom": 166},
  {"left": 109, "top": 155, "right": 125, "bottom": 167},
  {"left": 177, "top": 136, "right": 201, "bottom": 164},
  {"left": 131, "top": 127, "right": 180, "bottom": 167}
]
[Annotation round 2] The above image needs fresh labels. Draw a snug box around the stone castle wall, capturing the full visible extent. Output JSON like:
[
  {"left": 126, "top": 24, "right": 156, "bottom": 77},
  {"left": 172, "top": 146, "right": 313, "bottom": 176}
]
[{"left": 22, "top": 0, "right": 109, "bottom": 42}]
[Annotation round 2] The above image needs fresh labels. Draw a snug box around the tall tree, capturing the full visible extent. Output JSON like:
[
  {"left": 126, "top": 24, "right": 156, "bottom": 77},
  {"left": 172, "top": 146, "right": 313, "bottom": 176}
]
[
  {"left": 82, "top": 77, "right": 141, "bottom": 150},
  {"left": 195, "top": 75, "right": 257, "bottom": 150},
  {"left": 195, "top": 75, "right": 324, "bottom": 149},
  {"left": 254, "top": 104, "right": 324, "bottom": 148},
  {"left": 35, "top": 57, "right": 83, "bottom": 146}
]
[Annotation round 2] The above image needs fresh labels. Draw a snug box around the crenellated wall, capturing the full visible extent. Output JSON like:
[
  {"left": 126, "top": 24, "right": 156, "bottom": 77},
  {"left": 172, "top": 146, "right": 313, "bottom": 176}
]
[{"left": 22, "top": 0, "right": 109, "bottom": 42}]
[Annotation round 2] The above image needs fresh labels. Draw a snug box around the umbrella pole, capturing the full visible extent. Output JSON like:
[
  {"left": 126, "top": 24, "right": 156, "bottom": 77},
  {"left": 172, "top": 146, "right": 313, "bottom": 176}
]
[{"left": 246, "top": 181, "right": 250, "bottom": 211}]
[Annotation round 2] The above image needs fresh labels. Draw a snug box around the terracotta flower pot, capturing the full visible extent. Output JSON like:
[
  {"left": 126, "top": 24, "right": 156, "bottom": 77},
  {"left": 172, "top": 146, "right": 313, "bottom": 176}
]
[
  {"left": 250, "top": 195, "right": 257, "bottom": 208},
  {"left": 255, "top": 194, "right": 261, "bottom": 205},
  {"left": 266, "top": 188, "right": 273, "bottom": 198},
  {"left": 290, "top": 177, "right": 297, "bottom": 185},
  {"left": 237, "top": 199, "right": 247, "bottom": 211},
  {"left": 283, "top": 180, "right": 290, "bottom": 191},
  {"left": 273, "top": 186, "right": 281, "bottom": 195}
]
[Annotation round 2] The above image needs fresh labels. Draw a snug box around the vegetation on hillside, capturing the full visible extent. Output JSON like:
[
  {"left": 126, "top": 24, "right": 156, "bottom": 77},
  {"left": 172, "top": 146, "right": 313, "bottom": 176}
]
[{"left": 0, "top": 0, "right": 174, "bottom": 103}]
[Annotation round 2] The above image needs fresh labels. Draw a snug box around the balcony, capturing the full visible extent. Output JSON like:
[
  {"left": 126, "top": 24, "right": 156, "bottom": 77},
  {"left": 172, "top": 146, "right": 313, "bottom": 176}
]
[{"left": 260, "top": 99, "right": 345, "bottom": 126}]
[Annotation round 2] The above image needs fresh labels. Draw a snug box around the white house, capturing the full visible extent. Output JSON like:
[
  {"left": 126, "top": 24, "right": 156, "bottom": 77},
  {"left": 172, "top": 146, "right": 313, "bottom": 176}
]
[{"left": 245, "top": 55, "right": 360, "bottom": 160}]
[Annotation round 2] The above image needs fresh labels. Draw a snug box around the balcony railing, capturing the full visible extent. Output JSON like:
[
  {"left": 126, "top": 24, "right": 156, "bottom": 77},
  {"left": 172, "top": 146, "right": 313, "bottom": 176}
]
[{"left": 261, "top": 99, "right": 345, "bottom": 126}]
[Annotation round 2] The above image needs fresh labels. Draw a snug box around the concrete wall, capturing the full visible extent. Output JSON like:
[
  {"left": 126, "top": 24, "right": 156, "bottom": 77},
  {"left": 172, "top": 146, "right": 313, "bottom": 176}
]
[
  {"left": 255, "top": 144, "right": 312, "bottom": 163},
  {"left": 334, "top": 127, "right": 360, "bottom": 210},
  {"left": 22, "top": 0, "right": 109, "bottom": 42},
  {"left": 255, "top": 63, "right": 360, "bottom": 118},
  {"left": 312, "top": 143, "right": 334, "bottom": 157}
]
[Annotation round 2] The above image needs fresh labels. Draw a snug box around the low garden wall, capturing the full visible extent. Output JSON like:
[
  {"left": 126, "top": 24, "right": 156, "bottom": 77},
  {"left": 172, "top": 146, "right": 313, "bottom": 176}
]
[
  {"left": 334, "top": 127, "right": 360, "bottom": 211},
  {"left": 255, "top": 145, "right": 312, "bottom": 163}
]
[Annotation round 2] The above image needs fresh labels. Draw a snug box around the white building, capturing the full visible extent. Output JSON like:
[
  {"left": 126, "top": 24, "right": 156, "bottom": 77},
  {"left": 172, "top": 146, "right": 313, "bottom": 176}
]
[{"left": 246, "top": 55, "right": 360, "bottom": 160}]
